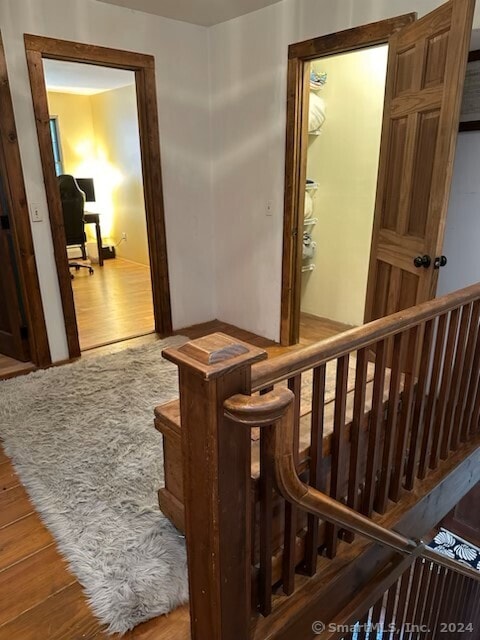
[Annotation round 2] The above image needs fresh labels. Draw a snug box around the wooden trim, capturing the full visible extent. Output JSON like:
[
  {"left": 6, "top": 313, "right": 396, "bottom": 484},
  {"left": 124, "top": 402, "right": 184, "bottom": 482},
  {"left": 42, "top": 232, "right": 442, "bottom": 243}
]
[
  {"left": 24, "top": 34, "right": 172, "bottom": 359},
  {"left": 25, "top": 46, "right": 81, "bottom": 358},
  {"left": 280, "top": 57, "right": 302, "bottom": 345},
  {"left": 0, "top": 34, "right": 51, "bottom": 366},
  {"left": 23, "top": 34, "right": 154, "bottom": 70},
  {"left": 288, "top": 14, "right": 417, "bottom": 61},
  {"left": 134, "top": 66, "right": 172, "bottom": 335},
  {"left": 280, "top": 13, "right": 417, "bottom": 346}
]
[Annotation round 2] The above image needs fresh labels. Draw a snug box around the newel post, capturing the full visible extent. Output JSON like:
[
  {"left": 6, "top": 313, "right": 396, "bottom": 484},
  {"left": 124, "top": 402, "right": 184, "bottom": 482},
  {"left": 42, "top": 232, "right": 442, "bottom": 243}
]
[{"left": 163, "top": 333, "right": 268, "bottom": 640}]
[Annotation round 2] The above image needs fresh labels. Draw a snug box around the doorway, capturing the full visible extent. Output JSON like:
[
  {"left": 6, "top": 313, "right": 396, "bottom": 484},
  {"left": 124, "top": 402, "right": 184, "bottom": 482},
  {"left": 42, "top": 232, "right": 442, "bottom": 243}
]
[
  {"left": 280, "top": 14, "right": 415, "bottom": 346},
  {"left": 0, "top": 34, "right": 50, "bottom": 375},
  {"left": 44, "top": 59, "right": 154, "bottom": 350},
  {"left": 281, "top": 0, "right": 475, "bottom": 346},
  {"left": 300, "top": 45, "right": 388, "bottom": 340},
  {"left": 24, "top": 35, "right": 172, "bottom": 359}
]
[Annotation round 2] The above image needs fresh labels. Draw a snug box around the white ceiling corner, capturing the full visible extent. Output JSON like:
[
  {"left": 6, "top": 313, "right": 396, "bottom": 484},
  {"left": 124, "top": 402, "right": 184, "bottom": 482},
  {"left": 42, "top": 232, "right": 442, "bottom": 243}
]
[{"left": 95, "top": 0, "right": 283, "bottom": 27}]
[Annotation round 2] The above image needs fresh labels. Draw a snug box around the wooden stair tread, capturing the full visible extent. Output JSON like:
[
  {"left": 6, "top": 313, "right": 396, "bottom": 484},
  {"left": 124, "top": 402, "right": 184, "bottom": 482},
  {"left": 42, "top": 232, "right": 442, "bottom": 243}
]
[{"left": 154, "top": 399, "right": 181, "bottom": 440}]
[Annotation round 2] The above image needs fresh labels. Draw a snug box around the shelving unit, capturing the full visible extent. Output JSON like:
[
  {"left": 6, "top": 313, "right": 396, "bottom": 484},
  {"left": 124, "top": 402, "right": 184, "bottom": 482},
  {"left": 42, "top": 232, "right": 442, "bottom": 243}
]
[
  {"left": 303, "top": 180, "right": 318, "bottom": 272},
  {"left": 303, "top": 79, "right": 326, "bottom": 277}
]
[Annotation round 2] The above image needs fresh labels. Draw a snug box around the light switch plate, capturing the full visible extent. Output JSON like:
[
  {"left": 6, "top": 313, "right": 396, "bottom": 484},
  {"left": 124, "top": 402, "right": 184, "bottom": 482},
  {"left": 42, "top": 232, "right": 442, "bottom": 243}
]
[{"left": 30, "top": 203, "right": 43, "bottom": 222}]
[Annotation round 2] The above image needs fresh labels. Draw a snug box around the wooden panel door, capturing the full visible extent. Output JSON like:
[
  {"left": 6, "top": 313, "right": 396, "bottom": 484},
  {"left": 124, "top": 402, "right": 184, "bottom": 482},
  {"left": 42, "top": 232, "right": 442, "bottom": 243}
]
[
  {"left": 365, "top": 0, "right": 475, "bottom": 322},
  {"left": 0, "top": 172, "right": 30, "bottom": 361}
]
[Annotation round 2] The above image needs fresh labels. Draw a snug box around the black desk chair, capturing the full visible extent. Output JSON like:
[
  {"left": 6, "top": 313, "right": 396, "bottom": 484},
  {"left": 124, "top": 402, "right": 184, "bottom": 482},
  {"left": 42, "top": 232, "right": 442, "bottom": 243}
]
[{"left": 57, "top": 175, "right": 94, "bottom": 276}]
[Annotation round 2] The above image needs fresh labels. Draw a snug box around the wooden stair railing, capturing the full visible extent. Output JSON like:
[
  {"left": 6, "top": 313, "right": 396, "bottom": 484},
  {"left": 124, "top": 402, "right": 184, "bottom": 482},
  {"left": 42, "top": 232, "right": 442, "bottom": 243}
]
[
  {"left": 161, "top": 284, "right": 480, "bottom": 640},
  {"left": 224, "top": 387, "right": 480, "bottom": 584},
  {"left": 162, "top": 333, "right": 269, "bottom": 640}
]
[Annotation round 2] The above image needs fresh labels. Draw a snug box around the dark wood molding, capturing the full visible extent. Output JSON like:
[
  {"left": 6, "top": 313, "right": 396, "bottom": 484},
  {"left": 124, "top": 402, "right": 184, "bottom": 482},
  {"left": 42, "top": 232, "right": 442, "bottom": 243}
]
[
  {"left": 288, "top": 13, "right": 417, "bottom": 60},
  {"left": 23, "top": 34, "right": 155, "bottom": 69},
  {"left": 134, "top": 66, "right": 172, "bottom": 335},
  {"left": 24, "top": 34, "right": 172, "bottom": 359},
  {"left": 0, "top": 34, "right": 51, "bottom": 366},
  {"left": 280, "top": 13, "right": 417, "bottom": 346},
  {"left": 25, "top": 46, "right": 81, "bottom": 358}
]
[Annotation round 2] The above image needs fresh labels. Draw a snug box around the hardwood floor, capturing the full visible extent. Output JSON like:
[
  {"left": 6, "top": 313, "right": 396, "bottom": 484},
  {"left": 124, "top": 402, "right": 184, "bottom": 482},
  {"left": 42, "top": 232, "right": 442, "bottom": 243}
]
[
  {"left": 71, "top": 257, "right": 155, "bottom": 352},
  {"left": 299, "top": 312, "right": 354, "bottom": 345},
  {"left": 0, "top": 316, "right": 349, "bottom": 638},
  {"left": 0, "top": 354, "right": 35, "bottom": 381}
]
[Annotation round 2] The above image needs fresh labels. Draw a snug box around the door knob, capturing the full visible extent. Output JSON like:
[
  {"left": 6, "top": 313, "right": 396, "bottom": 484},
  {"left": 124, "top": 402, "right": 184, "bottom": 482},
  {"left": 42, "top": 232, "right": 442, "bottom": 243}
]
[
  {"left": 413, "top": 255, "right": 431, "bottom": 269},
  {"left": 434, "top": 255, "right": 448, "bottom": 269}
]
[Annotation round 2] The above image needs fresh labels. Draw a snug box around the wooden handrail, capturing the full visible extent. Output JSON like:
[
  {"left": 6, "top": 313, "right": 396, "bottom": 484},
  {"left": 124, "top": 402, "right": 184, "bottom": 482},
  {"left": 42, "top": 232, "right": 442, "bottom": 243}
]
[
  {"left": 224, "top": 387, "right": 480, "bottom": 583},
  {"left": 251, "top": 282, "right": 480, "bottom": 390}
]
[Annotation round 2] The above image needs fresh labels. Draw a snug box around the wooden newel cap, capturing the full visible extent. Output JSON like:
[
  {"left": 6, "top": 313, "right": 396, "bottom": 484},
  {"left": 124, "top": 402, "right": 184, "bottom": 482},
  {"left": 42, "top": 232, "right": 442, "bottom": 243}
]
[
  {"left": 224, "top": 388, "right": 295, "bottom": 426},
  {"left": 162, "top": 332, "right": 268, "bottom": 379}
]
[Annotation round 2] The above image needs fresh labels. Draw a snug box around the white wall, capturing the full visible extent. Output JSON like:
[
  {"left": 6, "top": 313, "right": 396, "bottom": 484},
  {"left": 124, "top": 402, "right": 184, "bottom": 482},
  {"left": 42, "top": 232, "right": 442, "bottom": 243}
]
[
  {"left": 0, "top": 0, "right": 214, "bottom": 361},
  {"left": 3, "top": 0, "right": 480, "bottom": 359},
  {"left": 438, "top": 132, "right": 480, "bottom": 296},
  {"left": 209, "top": 0, "right": 480, "bottom": 342}
]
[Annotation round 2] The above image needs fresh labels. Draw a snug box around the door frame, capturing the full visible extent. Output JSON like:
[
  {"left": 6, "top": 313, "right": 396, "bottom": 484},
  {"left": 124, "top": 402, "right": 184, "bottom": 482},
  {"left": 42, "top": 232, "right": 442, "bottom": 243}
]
[
  {"left": 0, "top": 34, "right": 51, "bottom": 366},
  {"left": 24, "top": 34, "right": 173, "bottom": 359},
  {"left": 280, "top": 14, "right": 416, "bottom": 346}
]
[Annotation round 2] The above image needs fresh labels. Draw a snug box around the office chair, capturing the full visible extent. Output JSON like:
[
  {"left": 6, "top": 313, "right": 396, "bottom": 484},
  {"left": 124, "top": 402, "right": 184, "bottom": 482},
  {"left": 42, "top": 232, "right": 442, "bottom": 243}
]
[{"left": 57, "top": 174, "right": 94, "bottom": 276}]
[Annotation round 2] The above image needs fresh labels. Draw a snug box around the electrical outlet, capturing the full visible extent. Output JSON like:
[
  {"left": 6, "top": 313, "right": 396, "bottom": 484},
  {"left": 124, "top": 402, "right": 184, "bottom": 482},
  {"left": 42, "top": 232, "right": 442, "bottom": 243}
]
[
  {"left": 121, "top": 232, "right": 127, "bottom": 241},
  {"left": 30, "top": 203, "right": 43, "bottom": 222}
]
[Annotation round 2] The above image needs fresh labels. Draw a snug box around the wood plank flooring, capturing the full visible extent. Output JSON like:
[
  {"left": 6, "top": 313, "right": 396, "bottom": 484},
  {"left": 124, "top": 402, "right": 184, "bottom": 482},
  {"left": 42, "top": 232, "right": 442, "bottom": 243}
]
[
  {"left": 0, "top": 354, "right": 35, "bottom": 380},
  {"left": 0, "top": 314, "right": 349, "bottom": 639},
  {"left": 299, "top": 312, "right": 354, "bottom": 345},
  {"left": 71, "top": 258, "right": 155, "bottom": 352}
]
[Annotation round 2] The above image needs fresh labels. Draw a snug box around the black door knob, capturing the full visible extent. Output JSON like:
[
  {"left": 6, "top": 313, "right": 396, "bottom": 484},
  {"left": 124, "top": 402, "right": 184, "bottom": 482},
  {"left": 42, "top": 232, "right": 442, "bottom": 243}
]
[
  {"left": 434, "top": 255, "right": 448, "bottom": 269},
  {"left": 413, "top": 255, "right": 431, "bottom": 269}
]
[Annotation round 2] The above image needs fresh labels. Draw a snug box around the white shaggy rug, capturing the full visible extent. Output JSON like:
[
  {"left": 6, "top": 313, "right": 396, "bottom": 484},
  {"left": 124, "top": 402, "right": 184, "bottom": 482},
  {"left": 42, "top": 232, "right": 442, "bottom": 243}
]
[{"left": 0, "top": 337, "right": 189, "bottom": 634}]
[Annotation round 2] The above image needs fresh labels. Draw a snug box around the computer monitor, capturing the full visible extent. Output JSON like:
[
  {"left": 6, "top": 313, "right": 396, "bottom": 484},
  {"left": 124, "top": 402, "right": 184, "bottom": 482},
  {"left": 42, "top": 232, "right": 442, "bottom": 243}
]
[{"left": 76, "top": 178, "right": 96, "bottom": 203}]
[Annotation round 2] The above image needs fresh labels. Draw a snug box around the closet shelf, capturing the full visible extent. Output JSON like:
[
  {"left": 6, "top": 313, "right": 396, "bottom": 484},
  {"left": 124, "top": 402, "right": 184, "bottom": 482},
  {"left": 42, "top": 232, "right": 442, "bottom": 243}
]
[
  {"left": 302, "top": 264, "right": 316, "bottom": 273},
  {"left": 304, "top": 217, "right": 318, "bottom": 226}
]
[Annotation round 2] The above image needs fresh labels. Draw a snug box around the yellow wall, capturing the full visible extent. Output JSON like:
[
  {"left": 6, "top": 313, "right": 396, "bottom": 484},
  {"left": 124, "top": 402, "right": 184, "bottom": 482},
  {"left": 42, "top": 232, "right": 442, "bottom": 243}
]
[
  {"left": 90, "top": 85, "right": 149, "bottom": 266},
  {"left": 300, "top": 45, "right": 388, "bottom": 327},
  {"left": 47, "top": 85, "right": 148, "bottom": 266},
  {"left": 47, "top": 92, "right": 96, "bottom": 177}
]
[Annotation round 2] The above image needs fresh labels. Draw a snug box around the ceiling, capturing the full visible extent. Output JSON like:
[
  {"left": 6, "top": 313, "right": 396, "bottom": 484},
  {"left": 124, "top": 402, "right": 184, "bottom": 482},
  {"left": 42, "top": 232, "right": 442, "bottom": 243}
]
[
  {"left": 95, "top": 0, "right": 283, "bottom": 27},
  {"left": 43, "top": 59, "right": 135, "bottom": 95}
]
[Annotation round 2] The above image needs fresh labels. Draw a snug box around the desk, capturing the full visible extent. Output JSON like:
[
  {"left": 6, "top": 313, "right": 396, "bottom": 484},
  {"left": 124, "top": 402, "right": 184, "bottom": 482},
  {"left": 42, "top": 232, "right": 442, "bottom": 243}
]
[{"left": 84, "top": 212, "right": 104, "bottom": 266}]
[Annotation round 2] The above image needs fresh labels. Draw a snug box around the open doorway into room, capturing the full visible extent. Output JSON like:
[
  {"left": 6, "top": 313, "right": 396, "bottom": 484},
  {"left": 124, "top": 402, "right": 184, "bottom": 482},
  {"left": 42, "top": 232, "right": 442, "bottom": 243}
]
[
  {"left": 299, "top": 45, "right": 388, "bottom": 342},
  {"left": 25, "top": 36, "right": 172, "bottom": 359},
  {"left": 44, "top": 60, "right": 155, "bottom": 351},
  {"left": 282, "top": 1, "right": 474, "bottom": 346},
  {"left": 0, "top": 34, "right": 50, "bottom": 378}
]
